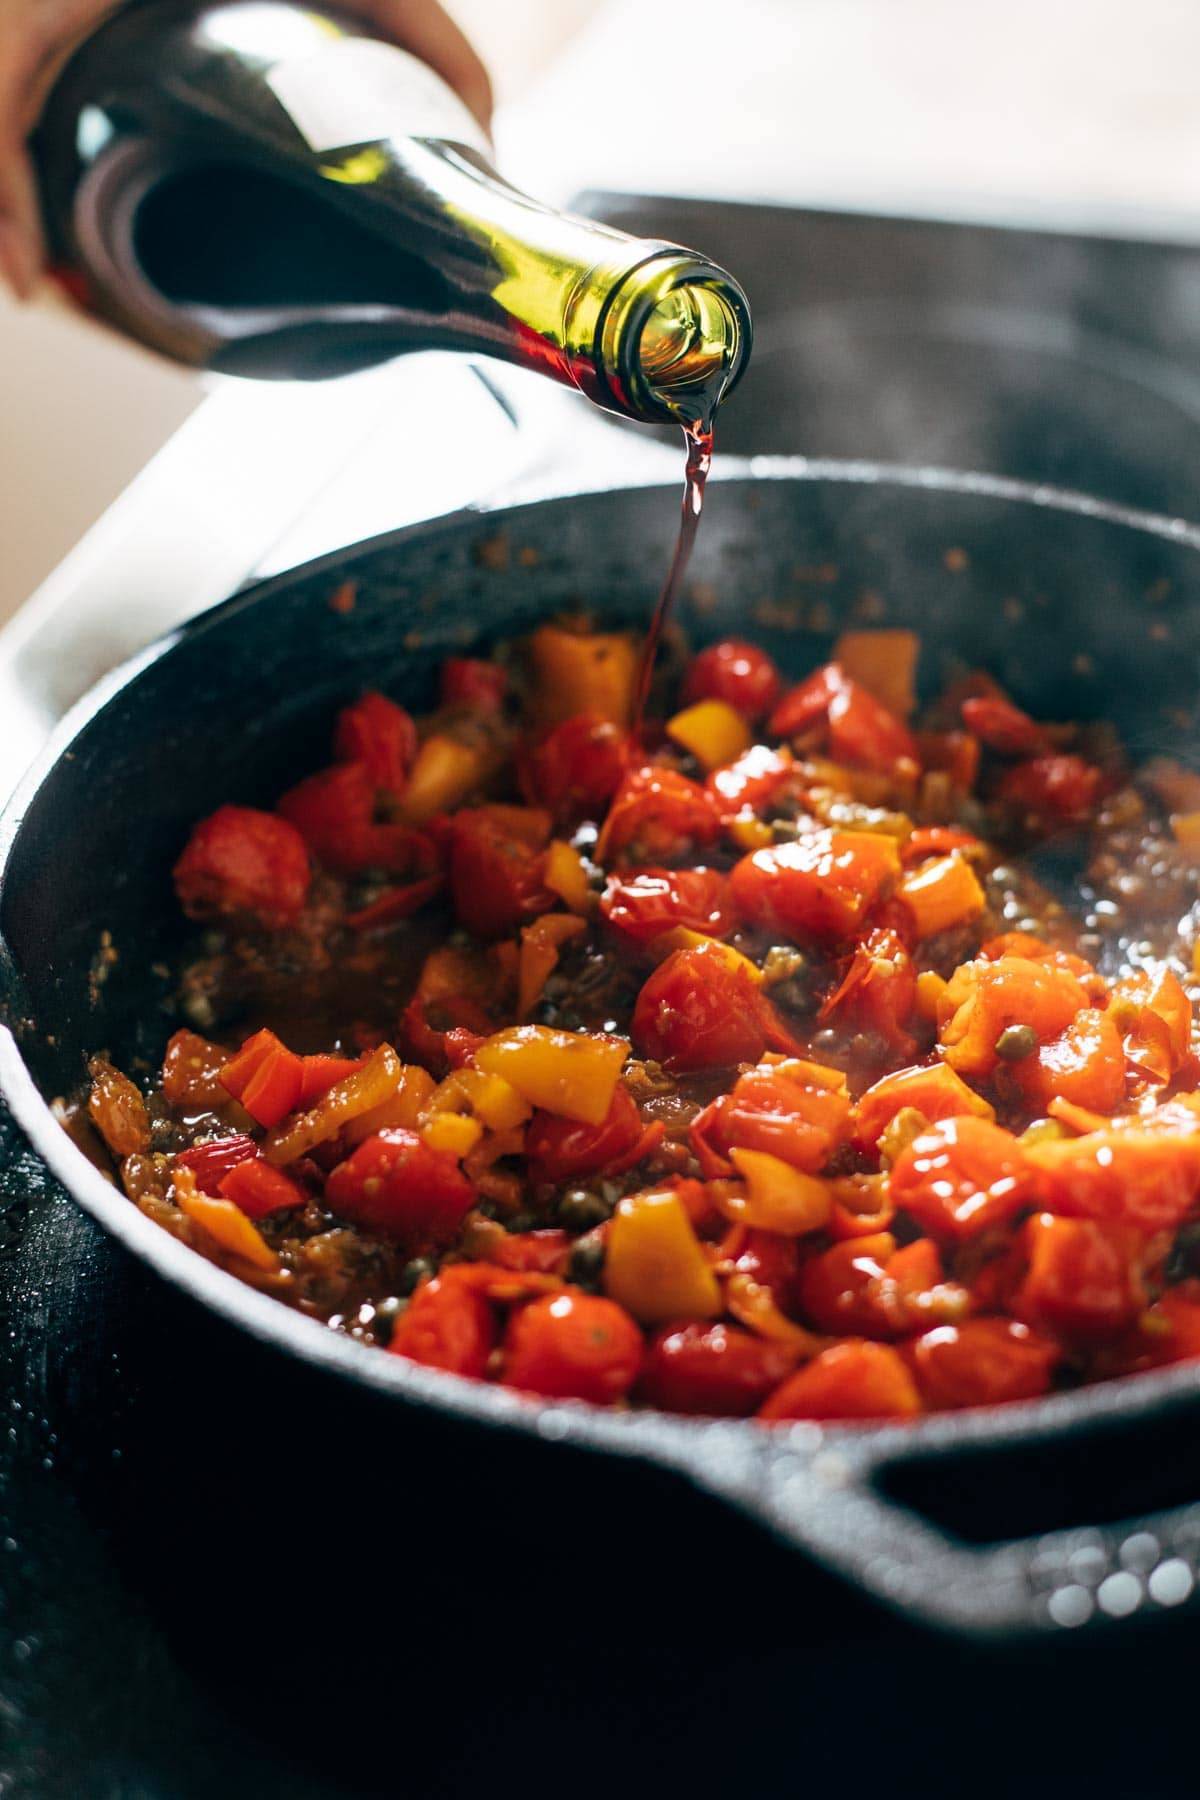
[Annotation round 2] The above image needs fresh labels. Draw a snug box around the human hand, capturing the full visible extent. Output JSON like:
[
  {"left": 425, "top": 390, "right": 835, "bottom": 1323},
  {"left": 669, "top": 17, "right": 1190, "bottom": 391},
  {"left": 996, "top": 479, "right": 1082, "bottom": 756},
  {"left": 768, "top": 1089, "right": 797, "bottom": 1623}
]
[{"left": 0, "top": 0, "right": 492, "bottom": 296}]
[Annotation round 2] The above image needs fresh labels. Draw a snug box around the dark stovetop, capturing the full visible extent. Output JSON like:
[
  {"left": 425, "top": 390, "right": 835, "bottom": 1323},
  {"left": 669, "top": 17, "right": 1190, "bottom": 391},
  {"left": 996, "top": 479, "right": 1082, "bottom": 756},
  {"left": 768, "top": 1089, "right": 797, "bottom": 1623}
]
[{"left": 7, "top": 197, "right": 1200, "bottom": 1795}]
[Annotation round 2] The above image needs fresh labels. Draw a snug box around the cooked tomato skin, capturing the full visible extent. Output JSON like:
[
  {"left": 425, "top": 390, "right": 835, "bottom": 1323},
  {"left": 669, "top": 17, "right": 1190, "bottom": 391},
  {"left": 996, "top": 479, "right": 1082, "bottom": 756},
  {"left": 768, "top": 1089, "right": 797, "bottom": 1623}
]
[
  {"left": 888, "top": 1116, "right": 1041, "bottom": 1245},
  {"left": 960, "top": 694, "right": 1049, "bottom": 757},
  {"left": 334, "top": 692, "right": 418, "bottom": 794},
  {"left": 447, "top": 805, "right": 554, "bottom": 939},
  {"left": 519, "top": 714, "right": 628, "bottom": 821},
  {"left": 820, "top": 926, "right": 917, "bottom": 1052},
  {"left": 631, "top": 941, "right": 799, "bottom": 1072},
  {"left": 682, "top": 638, "right": 782, "bottom": 720},
  {"left": 502, "top": 1292, "right": 643, "bottom": 1402},
  {"left": 730, "top": 832, "right": 900, "bottom": 945},
  {"left": 600, "top": 765, "right": 721, "bottom": 863},
  {"left": 997, "top": 754, "right": 1104, "bottom": 820},
  {"left": 174, "top": 1135, "right": 259, "bottom": 1194},
  {"left": 390, "top": 1269, "right": 497, "bottom": 1377},
  {"left": 277, "top": 762, "right": 423, "bottom": 875},
  {"left": 441, "top": 657, "right": 508, "bottom": 711},
  {"left": 906, "top": 1318, "right": 1059, "bottom": 1409},
  {"left": 525, "top": 1085, "right": 648, "bottom": 1187},
  {"left": 758, "top": 1340, "right": 921, "bottom": 1422},
  {"left": 691, "top": 1066, "right": 849, "bottom": 1176},
  {"left": 1012, "top": 1212, "right": 1146, "bottom": 1339},
  {"left": 173, "top": 805, "right": 310, "bottom": 926},
  {"left": 326, "top": 1130, "right": 474, "bottom": 1248},
  {"left": 600, "top": 866, "right": 735, "bottom": 946},
  {"left": 639, "top": 1322, "right": 798, "bottom": 1414}
]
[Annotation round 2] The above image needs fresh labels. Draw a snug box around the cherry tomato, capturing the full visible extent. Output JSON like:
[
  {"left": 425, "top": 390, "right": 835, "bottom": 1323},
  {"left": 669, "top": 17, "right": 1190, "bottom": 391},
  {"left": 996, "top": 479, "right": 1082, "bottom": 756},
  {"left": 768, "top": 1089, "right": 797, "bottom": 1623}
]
[
  {"left": 937, "top": 954, "right": 1089, "bottom": 1078},
  {"left": 161, "top": 1029, "right": 231, "bottom": 1110},
  {"left": 631, "top": 940, "right": 800, "bottom": 1072},
  {"left": 960, "top": 694, "right": 1050, "bottom": 757},
  {"left": 525, "top": 1084, "right": 645, "bottom": 1185},
  {"left": 218, "top": 1158, "right": 306, "bottom": 1220},
  {"left": 326, "top": 1129, "right": 475, "bottom": 1248},
  {"left": 997, "top": 754, "right": 1104, "bottom": 821},
  {"left": 888, "top": 1116, "right": 1040, "bottom": 1244},
  {"left": 730, "top": 830, "right": 900, "bottom": 945},
  {"left": 767, "top": 663, "right": 845, "bottom": 739},
  {"left": 682, "top": 638, "right": 782, "bottom": 720},
  {"left": 173, "top": 805, "right": 310, "bottom": 926},
  {"left": 600, "top": 866, "right": 735, "bottom": 946},
  {"left": 758, "top": 1340, "right": 921, "bottom": 1422},
  {"left": 334, "top": 692, "right": 418, "bottom": 794},
  {"left": 706, "top": 743, "right": 793, "bottom": 816},
  {"left": 447, "top": 805, "right": 554, "bottom": 939},
  {"left": 502, "top": 1292, "right": 643, "bottom": 1403},
  {"left": 1025, "top": 1129, "right": 1200, "bottom": 1234},
  {"left": 906, "top": 1317, "right": 1060, "bottom": 1408},
  {"left": 820, "top": 926, "right": 917, "bottom": 1052},
  {"left": 519, "top": 713, "right": 629, "bottom": 821},
  {"left": 599, "top": 765, "right": 721, "bottom": 864},
  {"left": 441, "top": 657, "right": 508, "bottom": 711},
  {"left": 1009, "top": 1008, "right": 1125, "bottom": 1115},
  {"left": 691, "top": 1066, "right": 849, "bottom": 1176},
  {"left": 797, "top": 1233, "right": 910, "bottom": 1338},
  {"left": 639, "top": 1321, "right": 799, "bottom": 1415},
  {"left": 826, "top": 679, "right": 919, "bottom": 772},
  {"left": 390, "top": 1268, "right": 497, "bottom": 1377},
  {"left": 278, "top": 762, "right": 428, "bottom": 875},
  {"left": 851, "top": 1062, "right": 992, "bottom": 1156}
]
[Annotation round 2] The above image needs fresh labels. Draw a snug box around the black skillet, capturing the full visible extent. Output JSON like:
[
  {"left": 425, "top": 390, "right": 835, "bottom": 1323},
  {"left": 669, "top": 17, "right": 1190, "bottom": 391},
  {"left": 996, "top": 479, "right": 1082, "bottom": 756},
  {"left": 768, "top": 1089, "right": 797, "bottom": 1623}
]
[{"left": 5, "top": 458, "right": 1200, "bottom": 1641}]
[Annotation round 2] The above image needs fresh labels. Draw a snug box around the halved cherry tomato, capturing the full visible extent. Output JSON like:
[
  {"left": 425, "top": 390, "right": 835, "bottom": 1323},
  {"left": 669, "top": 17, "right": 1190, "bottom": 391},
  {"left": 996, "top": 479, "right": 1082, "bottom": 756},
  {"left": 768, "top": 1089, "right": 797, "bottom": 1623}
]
[
  {"left": 820, "top": 926, "right": 917, "bottom": 1052},
  {"left": 906, "top": 1317, "right": 1059, "bottom": 1408},
  {"left": 937, "top": 954, "right": 1089, "bottom": 1078},
  {"left": 600, "top": 866, "right": 735, "bottom": 946},
  {"left": 706, "top": 743, "right": 793, "bottom": 817},
  {"left": 1008, "top": 1008, "right": 1125, "bottom": 1115},
  {"left": 888, "top": 1116, "right": 1040, "bottom": 1244},
  {"left": 218, "top": 1158, "right": 306, "bottom": 1220},
  {"left": 173, "top": 805, "right": 310, "bottom": 927},
  {"left": 730, "top": 830, "right": 900, "bottom": 945},
  {"left": 851, "top": 1062, "right": 993, "bottom": 1155},
  {"left": 598, "top": 765, "right": 721, "bottom": 864},
  {"left": 447, "top": 805, "right": 554, "bottom": 939},
  {"left": 278, "top": 762, "right": 426, "bottom": 875},
  {"left": 519, "top": 713, "right": 629, "bottom": 821},
  {"left": 758, "top": 1340, "right": 921, "bottom": 1421},
  {"left": 691, "top": 1062, "right": 849, "bottom": 1177},
  {"left": 1012, "top": 1212, "right": 1146, "bottom": 1339},
  {"left": 502, "top": 1291, "right": 643, "bottom": 1403},
  {"left": 1024, "top": 1128, "right": 1200, "bottom": 1233},
  {"left": 767, "top": 663, "right": 845, "bottom": 739},
  {"left": 683, "top": 639, "right": 782, "bottom": 721},
  {"left": 389, "top": 1267, "right": 497, "bottom": 1377},
  {"left": 960, "top": 694, "right": 1050, "bottom": 757}
]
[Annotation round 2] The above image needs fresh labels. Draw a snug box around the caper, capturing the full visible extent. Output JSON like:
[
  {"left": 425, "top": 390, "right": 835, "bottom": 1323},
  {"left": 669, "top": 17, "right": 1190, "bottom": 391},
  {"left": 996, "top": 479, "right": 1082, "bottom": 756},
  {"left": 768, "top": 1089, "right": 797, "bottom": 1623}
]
[
  {"left": 558, "top": 1187, "right": 611, "bottom": 1231},
  {"left": 568, "top": 1236, "right": 606, "bottom": 1288},
  {"left": 372, "top": 1295, "right": 406, "bottom": 1344},
  {"left": 504, "top": 1211, "right": 536, "bottom": 1234},
  {"left": 761, "top": 945, "right": 808, "bottom": 988},
  {"left": 397, "top": 1257, "right": 435, "bottom": 1296},
  {"left": 995, "top": 1023, "right": 1039, "bottom": 1061}
]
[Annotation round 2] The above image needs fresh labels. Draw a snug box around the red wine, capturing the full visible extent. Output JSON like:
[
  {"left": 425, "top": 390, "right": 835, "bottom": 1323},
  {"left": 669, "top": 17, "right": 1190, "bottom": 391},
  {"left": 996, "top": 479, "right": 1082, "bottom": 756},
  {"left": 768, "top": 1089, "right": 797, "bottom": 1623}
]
[{"left": 634, "top": 419, "right": 716, "bottom": 738}]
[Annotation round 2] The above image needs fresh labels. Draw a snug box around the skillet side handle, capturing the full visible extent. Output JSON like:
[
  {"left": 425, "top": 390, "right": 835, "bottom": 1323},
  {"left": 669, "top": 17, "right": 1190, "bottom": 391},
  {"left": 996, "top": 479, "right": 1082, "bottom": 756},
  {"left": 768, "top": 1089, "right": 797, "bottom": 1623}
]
[{"left": 691, "top": 1425, "right": 1200, "bottom": 1639}]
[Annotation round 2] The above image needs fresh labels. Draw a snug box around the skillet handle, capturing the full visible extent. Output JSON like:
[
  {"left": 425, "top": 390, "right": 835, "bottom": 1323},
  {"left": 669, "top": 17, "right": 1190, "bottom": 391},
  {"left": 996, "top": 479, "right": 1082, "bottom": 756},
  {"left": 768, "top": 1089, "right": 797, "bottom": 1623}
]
[{"left": 693, "top": 1423, "right": 1200, "bottom": 1637}]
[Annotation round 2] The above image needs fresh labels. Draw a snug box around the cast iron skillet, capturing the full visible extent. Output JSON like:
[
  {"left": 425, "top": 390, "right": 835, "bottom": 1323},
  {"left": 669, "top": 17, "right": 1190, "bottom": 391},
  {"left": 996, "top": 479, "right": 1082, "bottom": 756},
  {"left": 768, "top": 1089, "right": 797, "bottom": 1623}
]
[{"left": 4, "top": 458, "right": 1200, "bottom": 1640}]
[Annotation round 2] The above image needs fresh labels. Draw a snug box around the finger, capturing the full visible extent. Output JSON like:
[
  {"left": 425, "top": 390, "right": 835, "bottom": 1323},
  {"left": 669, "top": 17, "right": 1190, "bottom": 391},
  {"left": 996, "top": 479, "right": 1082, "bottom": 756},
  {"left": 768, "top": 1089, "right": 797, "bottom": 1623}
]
[{"left": 352, "top": 0, "right": 494, "bottom": 132}]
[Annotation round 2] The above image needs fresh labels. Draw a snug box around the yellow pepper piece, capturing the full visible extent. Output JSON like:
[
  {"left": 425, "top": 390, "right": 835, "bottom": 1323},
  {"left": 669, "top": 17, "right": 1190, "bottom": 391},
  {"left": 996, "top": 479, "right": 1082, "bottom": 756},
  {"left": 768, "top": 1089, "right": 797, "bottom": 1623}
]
[
  {"left": 648, "top": 928, "right": 763, "bottom": 983},
  {"left": 527, "top": 624, "right": 640, "bottom": 728},
  {"left": 722, "top": 1151, "right": 833, "bottom": 1235},
  {"left": 544, "top": 840, "right": 593, "bottom": 914},
  {"left": 400, "top": 735, "right": 487, "bottom": 826},
  {"left": 422, "top": 1112, "right": 484, "bottom": 1158},
  {"left": 518, "top": 913, "right": 586, "bottom": 1020},
  {"left": 666, "top": 699, "right": 753, "bottom": 771},
  {"left": 727, "top": 814, "right": 774, "bottom": 852},
  {"left": 898, "top": 853, "right": 985, "bottom": 939},
  {"left": 915, "top": 969, "right": 949, "bottom": 1022},
  {"left": 454, "top": 1069, "right": 532, "bottom": 1132},
  {"left": 1172, "top": 811, "right": 1200, "bottom": 851},
  {"left": 175, "top": 1171, "right": 279, "bottom": 1273},
  {"left": 604, "top": 1189, "right": 722, "bottom": 1325},
  {"left": 343, "top": 1064, "right": 436, "bottom": 1147},
  {"left": 476, "top": 1025, "right": 628, "bottom": 1125},
  {"left": 832, "top": 629, "right": 919, "bottom": 718}
]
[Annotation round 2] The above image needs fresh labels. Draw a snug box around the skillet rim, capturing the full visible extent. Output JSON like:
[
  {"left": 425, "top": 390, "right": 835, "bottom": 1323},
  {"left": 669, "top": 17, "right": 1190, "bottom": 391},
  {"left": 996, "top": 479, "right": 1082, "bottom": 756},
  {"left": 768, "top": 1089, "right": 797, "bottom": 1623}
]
[{"left": 4, "top": 454, "right": 1200, "bottom": 1468}]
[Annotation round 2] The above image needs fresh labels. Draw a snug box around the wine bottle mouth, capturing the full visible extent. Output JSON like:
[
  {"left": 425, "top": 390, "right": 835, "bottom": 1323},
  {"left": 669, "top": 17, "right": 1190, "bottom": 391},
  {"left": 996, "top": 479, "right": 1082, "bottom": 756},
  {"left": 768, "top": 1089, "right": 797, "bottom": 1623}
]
[{"left": 592, "top": 251, "right": 753, "bottom": 427}]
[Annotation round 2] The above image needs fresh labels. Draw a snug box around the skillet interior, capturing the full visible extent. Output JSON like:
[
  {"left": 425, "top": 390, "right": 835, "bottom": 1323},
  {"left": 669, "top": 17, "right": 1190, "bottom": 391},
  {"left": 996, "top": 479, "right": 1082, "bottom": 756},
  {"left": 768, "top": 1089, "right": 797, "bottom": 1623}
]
[{"left": 5, "top": 459, "right": 1200, "bottom": 1635}]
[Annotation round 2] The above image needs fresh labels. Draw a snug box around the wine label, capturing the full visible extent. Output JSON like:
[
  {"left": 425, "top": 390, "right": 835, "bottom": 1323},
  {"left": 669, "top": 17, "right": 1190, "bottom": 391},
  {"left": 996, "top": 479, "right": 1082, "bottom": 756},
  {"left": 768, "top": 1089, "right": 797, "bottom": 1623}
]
[{"left": 266, "top": 38, "right": 489, "bottom": 156}]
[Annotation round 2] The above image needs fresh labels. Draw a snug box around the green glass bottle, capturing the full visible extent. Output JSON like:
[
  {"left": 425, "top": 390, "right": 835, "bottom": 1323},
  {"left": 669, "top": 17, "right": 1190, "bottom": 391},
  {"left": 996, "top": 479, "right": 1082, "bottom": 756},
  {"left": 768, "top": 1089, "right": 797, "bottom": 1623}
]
[{"left": 35, "top": 0, "right": 751, "bottom": 426}]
